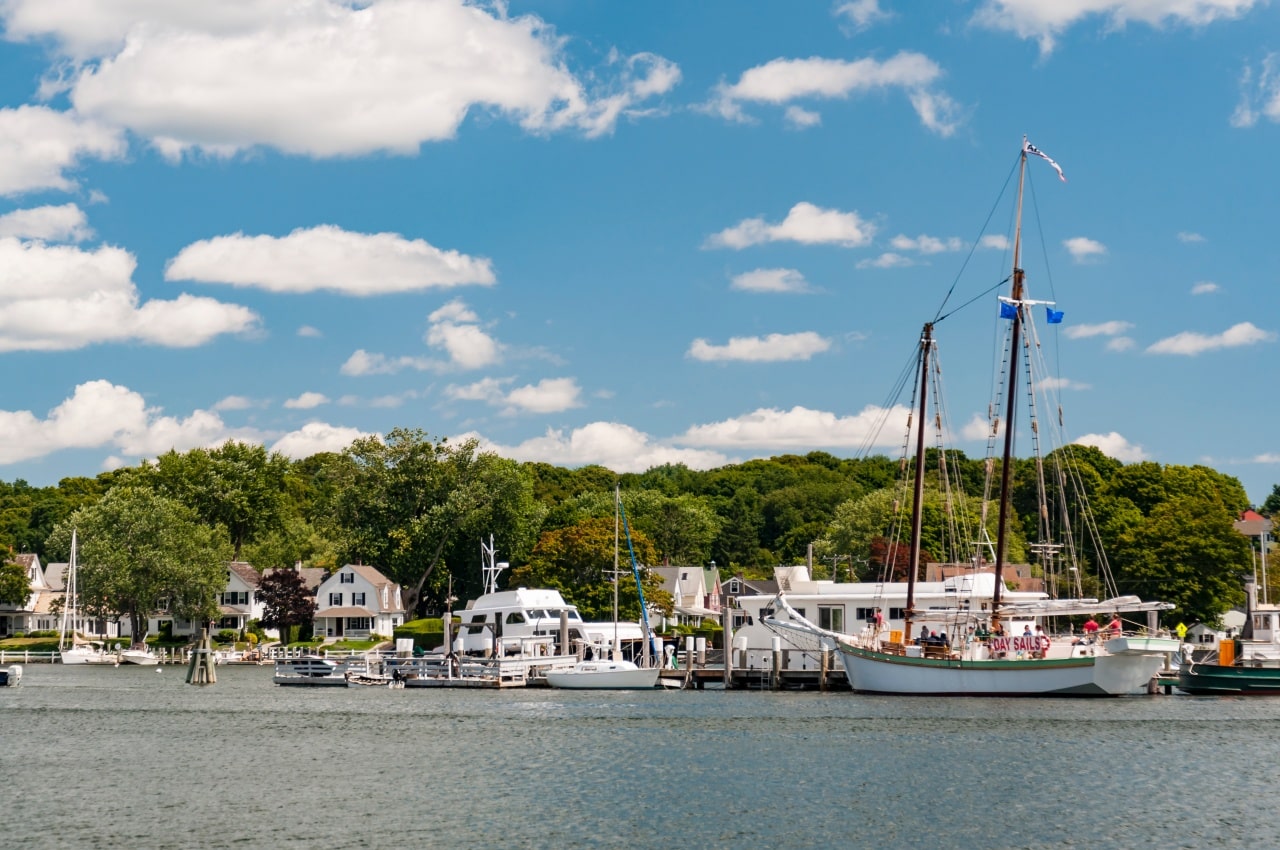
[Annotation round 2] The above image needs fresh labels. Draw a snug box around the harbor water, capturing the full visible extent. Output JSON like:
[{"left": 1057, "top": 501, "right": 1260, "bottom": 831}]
[{"left": 4, "top": 664, "right": 1279, "bottom": 849}]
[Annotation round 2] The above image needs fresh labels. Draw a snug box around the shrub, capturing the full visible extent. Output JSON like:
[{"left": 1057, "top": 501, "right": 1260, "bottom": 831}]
[
  {"left": 394, "top": 618, "right": 445, "bottom": 651},
  {"left": 214, "top": 629, "right": 238, "bottom": 645}
]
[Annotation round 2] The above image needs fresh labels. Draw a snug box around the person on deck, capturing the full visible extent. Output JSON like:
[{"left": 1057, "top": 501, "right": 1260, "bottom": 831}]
[
  {"left": 1082, "top": 616, "right": 1100, "bottom": 643},
  {"left": 1107, "top": 616, "right": 1122, "bottom": 638}
]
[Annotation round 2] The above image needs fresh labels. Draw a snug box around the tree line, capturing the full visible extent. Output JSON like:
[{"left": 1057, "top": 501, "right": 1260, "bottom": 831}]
[{"left": 2, "top": 428, "right": 1276, "bottom": 628}]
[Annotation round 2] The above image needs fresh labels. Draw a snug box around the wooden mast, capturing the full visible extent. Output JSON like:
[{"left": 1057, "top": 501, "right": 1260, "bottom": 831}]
[
  {"left": 904, "top": 322, "right": 933, "bottom": 645},
  {"left": 992, "top": 139, "right": 1030, "bottom": 630}
]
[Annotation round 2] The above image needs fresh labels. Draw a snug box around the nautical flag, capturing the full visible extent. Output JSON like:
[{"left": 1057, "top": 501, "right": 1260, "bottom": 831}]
[
  {"left": 1000, "top": 302, "right": 1018, "bottom": 320},
  {"left": 1046, "top": 307, "right": 1064, "bottom": 324},
  {"left": 1024, "top": 139, "right": 1067, "bottom": 182}
]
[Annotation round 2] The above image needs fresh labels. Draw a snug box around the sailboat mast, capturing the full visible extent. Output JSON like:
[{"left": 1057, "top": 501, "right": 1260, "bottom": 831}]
[
  {"left": 613, "top": 483, "right": 621, "bottom": 661},
  {"left": 904, "top": 323, "right": 933, "bottom": 642},
  {"left": 993, "top": 140, "right": 1030, "bottom": 622}
]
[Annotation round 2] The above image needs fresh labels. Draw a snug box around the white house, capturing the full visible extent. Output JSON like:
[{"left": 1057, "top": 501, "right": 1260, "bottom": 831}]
[
  {"left": 313, "top": 564, "right": 406, "bottom": 640},
  {"left": 651, "top": 565, "right": 722, "bottom": 627},
  {"left": 0, "top": 553, "right": 56, "bottom": 636},
  {"left": 150, "top": 561, "right": 266, "bottom": 639}
]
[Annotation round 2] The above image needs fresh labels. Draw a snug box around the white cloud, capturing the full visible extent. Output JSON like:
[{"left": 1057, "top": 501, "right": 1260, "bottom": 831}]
[
  {"left": 1177, "top": 231, "right": 1206, "bottom": 243},
  {"left": 1063, "top": 236, "right": 1107, "bottom": 263},
  {"left": 1146, "top": 321, "right": 1276, "bottom": 355},
  {"left": 271, "top": 421, "right": 372, "bottom": 459},
  {"left": 0, "top": 105, "right": 126, "bottom": 196},
  {"left": 297, "top": 325, "right": 322, "bottom": 338},
  {"left": 471, "top": 422, "right": 730, "bottom": 474},
  {"left": 857, "top": 252, "right": 915, "bottom": 269},
  {"left": 677, "top": 404, "right": 910, "bottom": 448},
  {"left": 730, "top": 268, "right": 813, "bottom": 293},
  {"left": 1254, "top": 452, "right": 1280, "bottom": 463},
  {"left": 962, "top": 413, "right": 998, "bottom": 441},
  {"left": 974, "top": 0, "right": 1262, "bottom": 56},
  {"left": 1191, "top": 281, "right": 1220, "bottom": 295},
  {"left": 706, "top": 202, "right": 875, "bottom": 249},
  {"left": 1073, "top": 431, "right": 1148, "bottom": 463},
  {"left": 980, "top": 234, "right": 1010, "bottom": 250},
  {"left": 1106, "top": 337, "right": 1136, "bottom": 352},
  {"left": 0, "top": 379, "right": 267, "bottom": 465},
  {"left": 447, "top": 376, "right": 583, "bottom": 415},
  {"left": 1234, "top": 53, "right": 1280, "bottom": 128},
  {"left": 165, "top": 225, "right": 495, "bottom": 295},
  {"left": 1038, "top": 376, "right": 1091, "bottom": 391},
  {"left": 284, "top": 392, "right": 329, "bottom": 410},
  {"left": 32, "top": 0, "right": 676, "bottom": 158},
  {"left": 339, "top": 350, "right": 432, "bottom": 377},
  {"left": 1064, "top": 320, "right": 1133, "bottom": 340},
  {"left": 710, "top": 51, "right": 959, "bottom": 136},
  {"left": 890, "top": 233, "right": 965, "bottom": 254},
  {"left": 835, "top": 0, "right": 892, "bottom": 30},
  {"left": 213, "top": 395, "right": 255, "bottom": 411},
  {"left": 340, "top": 299, "right": 503, "bottom": 376},
  {"left": 0, "top": 204, "right": 93, "bottom": 241},
  {"left": 688, "top": 332, "right": 831, "bottom": 363},
  {"left": 0, "top": 237, "right": 258, "bottom": 351},
  {"left": 784, "top": 105, "right": 822, "bottom": 128}
]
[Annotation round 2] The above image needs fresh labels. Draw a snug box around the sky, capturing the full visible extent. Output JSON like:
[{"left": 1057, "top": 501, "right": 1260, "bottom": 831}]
[{"left": 0, "top": 0, "right": 1278, "bottom": 505}]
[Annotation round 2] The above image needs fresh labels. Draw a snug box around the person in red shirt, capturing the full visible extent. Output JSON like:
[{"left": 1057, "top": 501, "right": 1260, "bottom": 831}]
[{"left": 1083, "top": 616, "right": 1100, "bottom": 636}]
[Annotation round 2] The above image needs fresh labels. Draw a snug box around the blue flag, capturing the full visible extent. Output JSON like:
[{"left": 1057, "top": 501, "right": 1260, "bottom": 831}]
[
  {"left": 1046, "top": 307, "right": 1064, "bottom": 324},
  {"left": 999, "top": 302, "right": 1018, "bottom": 320}
]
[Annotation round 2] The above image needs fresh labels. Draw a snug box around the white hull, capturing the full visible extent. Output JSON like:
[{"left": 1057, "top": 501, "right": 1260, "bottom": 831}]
[
  {"left": 839, "top": 643, "right": 1167, "bottom": 696},
  {"left": 60, "top": 647, "right": 116, "bottom": 665},
  {"left": 273, "top": 656, "right": 351, "bottom": 686},
  {"left": 544, "top": 661, "right": 660, "bottom": 690},
  {"left": 1, "top": 664, "right": 20, "bottom": 686},
  {"left": 119, "top": 649, "right": 160, "bottom": 666}
]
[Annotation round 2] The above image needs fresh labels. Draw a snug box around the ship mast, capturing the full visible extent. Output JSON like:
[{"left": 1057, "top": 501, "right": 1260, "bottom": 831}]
[
  {"left": 991, "top": 139, "right": 1031, "bottom": 630},
  {"left": 903, "top": 323, "right": 933, "bottom": 644}
]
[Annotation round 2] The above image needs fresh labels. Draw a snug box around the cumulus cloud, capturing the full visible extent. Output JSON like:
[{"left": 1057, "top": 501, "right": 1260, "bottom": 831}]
[
  {"left": 784, "top": 106, "right": 822, "bottom": 129},
  {"left": 835, "top": 0, "right": 892, "bottom": 31},
  {"left": 284, "top": 392, "right": 329, "bottom": 410},
  {"left": 0, "top": 204, "right": 93, "bottom": 241},
  {"left": 1073, "top": 431, "right": 1148, "bottom": 463},
  {"left": 1191, "top": 281, "right": 1220, "bottom": 295},
  {"left": 973, "top": 0, "right": 1262, "bottom": 56},
  {"left": 677, "top": 404, "right": 909, "bottom": 449},
  {"left": 165, "top": 225, "right": 495, "bottom": 295},
  {"left": 709, "top": 51, "right": 960, "bottom": 136},
  {"left": 20, "top": 0, "right": 677, "bottom": 158},
  {"left": 471, "top": 422, "right": 730, "bottom": 474},
  {"left": 0, "top": 237, "right": 258, "bottom": 351},
  {"left": 0, "top": 379, "right": 268, "bottom": 465},
  {"left": 271, "top": 421, "right": 372, "bottom": 459},
  {"left": 706, "top": 202, "right": 875, "bottom": 249},
  {"left": 446, "top": 376, "right": 584, "bottom": 414},
  {"left": 297, "top": 325, "right": 322, "bottom": 338},
  {"left": 0, "top": 105, "right": 126, "bottom": 196},
  {"left": 340, "top": 298, "right": 502, "bottom": 376},
  {"left": 1038, "top": 376, "right": 1091, "bottom": 391},
  {"left": 213, "top": 396, "right": 256, "bottom": 411},
  {"left": 730, "top": 268, "right": 813, "bottom": 293},
  {"left": 1064, "top": 321, "right": 1134, "bottom": 340},
  {"left": 339, "top": 350, "right": 432, "bottom": 377},
  {"left": 688, "top": 332, "right": 831, "bottom": 363},
  {"left": 1146, "top": 321, "right": 1275, "bottom": 355},
  {"left": 1064, "top": 236, "right": 1107, "bottom": 263},
  {"left": 857, "top": 252, "right": 914, "bottom": 269}
]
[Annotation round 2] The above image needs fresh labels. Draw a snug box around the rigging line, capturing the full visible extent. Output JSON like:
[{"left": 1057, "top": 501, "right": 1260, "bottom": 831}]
[
  {"left": 931, "top": 153, "right": 1020, "bottom": 324},
  {"left": 935, "top": 274, "right": 1010, "bottom": 325},
  {"left": 1024, "top": 162, "right": 1068, "bottom": 400}
]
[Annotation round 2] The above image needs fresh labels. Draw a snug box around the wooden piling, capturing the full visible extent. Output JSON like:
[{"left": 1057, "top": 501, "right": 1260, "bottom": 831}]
[{"left": 185, "top": 628, "right": 217, "bottom": 685}]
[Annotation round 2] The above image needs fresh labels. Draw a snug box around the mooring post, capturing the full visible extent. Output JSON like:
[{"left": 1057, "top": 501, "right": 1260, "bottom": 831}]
[
  {"left": 771, "top": 635, "right": 782, "bottom": 691},
  {"left": 721, "top": 607, "right": 733, "bottom": 689},
  {"left": 186, "top": 628, "right": 217, "bottom": 685}
]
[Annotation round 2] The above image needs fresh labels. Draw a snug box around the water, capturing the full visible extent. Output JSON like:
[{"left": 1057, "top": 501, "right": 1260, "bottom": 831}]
[{"left": 3, "top": 664, "right": 1279, "bottom": 849}]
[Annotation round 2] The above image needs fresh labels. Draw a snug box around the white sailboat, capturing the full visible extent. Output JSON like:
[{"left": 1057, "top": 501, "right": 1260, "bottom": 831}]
[
  {"left": 773, "top": 137, "right": 1177, "bottom": 696},
  {"left": 58, "top": 530, "right": 116, "bottom": 666},
  {"left": 545, "top": 486, "right": 660, "bottom": 690}
]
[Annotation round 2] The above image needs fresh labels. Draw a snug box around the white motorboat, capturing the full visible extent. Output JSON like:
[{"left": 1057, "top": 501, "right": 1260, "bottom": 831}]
[
  {"left": 273, "top": 655, "right": 352, "bottom": 686},
  {"left": 545, "top": 659, "right": 659, "bottom": 689},
  {"left": 119, "top": 645, "right": 160, "bottom": 666},
  {"left": 0, "top": 664, "right": 20, "bottom": 686}
]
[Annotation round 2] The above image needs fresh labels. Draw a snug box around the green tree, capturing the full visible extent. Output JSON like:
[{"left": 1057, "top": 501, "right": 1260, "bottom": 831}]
[
  {"left": 0, "top": 559, "right": 29, "bottom": 607},
  {"left": 137, "top": 441, "right": 293, "bottom": 559},
  {"left": 558, "top": 489, "right": 721, "bottom": 566},
  {"left": 327, "top": 429, "right": 545, "bottom": 615},
  {"left": 258, "top": 569, "right": 317, "bottom": 644},
  {"left": 1262, "top": 483, "right": 1280, "bottom": 517},
  {"left": 46, "top": 488, "right": 231, "bottom": 640}
]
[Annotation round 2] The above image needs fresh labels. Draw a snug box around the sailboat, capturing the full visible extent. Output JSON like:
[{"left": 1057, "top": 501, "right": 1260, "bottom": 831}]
[
  {"left": 772, "top": 137, "right": 1178, "bottom": 696},
  {"left": 58, "top": 530, "right": 116, "bottom": 666},
  {"left": 545, "top": 486, "right": 661, "bottom": 690}
]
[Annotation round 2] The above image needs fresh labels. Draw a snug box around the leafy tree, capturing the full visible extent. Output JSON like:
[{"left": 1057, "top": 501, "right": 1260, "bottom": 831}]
[
  {"left": 258, "top": 569, "right": 317, "bottom": 644},
  {"left": 136, "top": 441, "right": 293, "bottom": 559},
  {"left": 327, "top": 429, "right": 545, "bottom": 615},
  {"left": 709, "top": 486, "right": 766, "bottom": 570},
  {"left": 1262, "top": 483, "right": 1280, "bottom": 517},
  {"left": 558, "top": 489, "right": 722, "bottom": 565},
  {"left": 0, "top": 559, "right": 29, "bottom": 607},
  {"left": 46, "top": 488, "right": 231, "bottom": 640}
]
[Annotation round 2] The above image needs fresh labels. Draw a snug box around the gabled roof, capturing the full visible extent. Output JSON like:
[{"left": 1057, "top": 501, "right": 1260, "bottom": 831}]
[
  {"left": 262, "top": 566, "right": 327, "bottom": 593},
  {"left": 227, "top": 561, "right": 261, "bottom": 589}
]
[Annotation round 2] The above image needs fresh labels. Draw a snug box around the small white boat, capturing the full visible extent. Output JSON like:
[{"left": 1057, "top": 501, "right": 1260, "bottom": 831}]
[
  {"left": 544, "top": 659, "right": 659, "bottom": 690},
  {"left": 61, "top": 641, "right": 118, "bottom": 665},
  {"left": 119, "top": 645, "right": 160, "bottom": 666},
  {"left": 273, "top": 655, "right": 352, "bottom": 686},
  {"left": 58, "top": 531, "right": 117, "bottom": 666},
  {"left": 0, "top": 664, "right": 21, "bottom": 686}
]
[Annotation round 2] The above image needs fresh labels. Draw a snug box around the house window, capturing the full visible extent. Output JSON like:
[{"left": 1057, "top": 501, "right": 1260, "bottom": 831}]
[
  {"left": 222, "top": 591, "right": 248, "bottom": 605},
  {"left": 353, "top": 592, "right": 366, "bottom": 606},
  {"left": 329, "top": 592, "right": 342, "bottom": 606},
  {"left": 340, "top": 572, "right": 355, "bottom": 584},
  {"left": 856, "top": 607, "right": 877, "bottom": 623},
  {"left": 818, "top": 605, "right": 844, "bottom": 633},
  {"left": 348, "top": 617, "right": 372, "bottom": 631}
]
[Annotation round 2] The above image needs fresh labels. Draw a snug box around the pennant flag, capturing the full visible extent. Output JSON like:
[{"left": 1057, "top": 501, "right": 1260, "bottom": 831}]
[
  {"left": 1046, "top": 307, "right": 1064, "bottom": 324},
  {"left": 1000, "top": 302, "right": 1018, "bottom": 320},
  {"left": 1024, "top": 139, "right": 1066, "bottom": 182}
]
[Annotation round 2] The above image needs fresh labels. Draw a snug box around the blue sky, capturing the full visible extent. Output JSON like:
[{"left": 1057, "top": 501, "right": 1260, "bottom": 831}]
[{"left": 0, "top": 0, "right": 1277, "bottom": 505}]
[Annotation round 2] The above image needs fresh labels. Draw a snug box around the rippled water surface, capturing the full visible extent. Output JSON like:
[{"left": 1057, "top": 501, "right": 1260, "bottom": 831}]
[{"left": 4, "top": 664, "right": 1279, "bottom": 849}]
